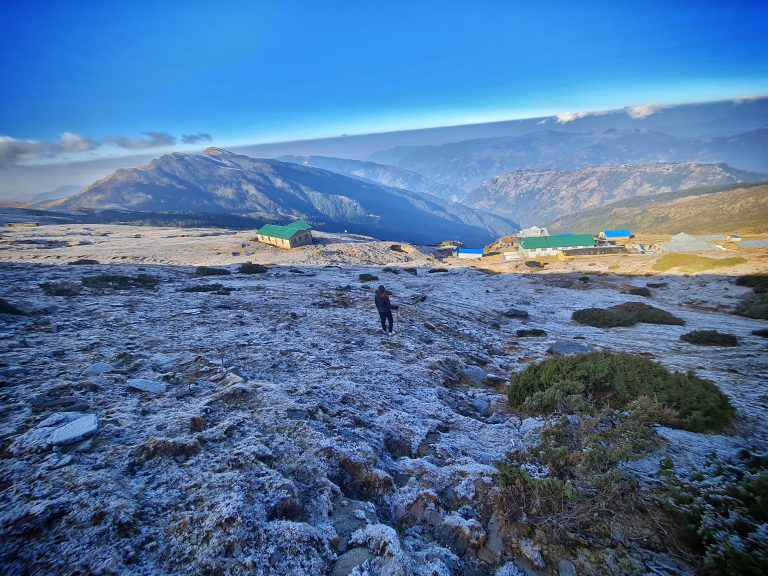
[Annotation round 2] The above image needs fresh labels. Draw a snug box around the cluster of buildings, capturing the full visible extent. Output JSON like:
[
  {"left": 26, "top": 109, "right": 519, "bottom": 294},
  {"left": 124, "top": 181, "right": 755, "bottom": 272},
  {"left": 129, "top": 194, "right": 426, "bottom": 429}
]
[{"left": 456, "top": 227, "right": 634, "bottom": 260}]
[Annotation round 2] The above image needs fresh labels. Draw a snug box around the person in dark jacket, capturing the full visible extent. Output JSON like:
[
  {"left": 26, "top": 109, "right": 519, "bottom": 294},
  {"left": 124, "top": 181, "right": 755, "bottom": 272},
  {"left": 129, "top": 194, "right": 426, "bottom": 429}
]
[{"left": 375, "top": 285, "right": 394, "bottom": 334}]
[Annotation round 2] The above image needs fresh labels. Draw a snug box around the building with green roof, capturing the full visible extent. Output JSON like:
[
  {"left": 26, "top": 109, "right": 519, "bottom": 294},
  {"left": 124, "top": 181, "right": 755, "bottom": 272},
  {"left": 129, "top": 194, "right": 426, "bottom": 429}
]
[
  {"left": 256, "top": 220, "right": 313, "bottom": 249},
  {"left": 518, "top": 234, "right": 595, "bottom": 257}
]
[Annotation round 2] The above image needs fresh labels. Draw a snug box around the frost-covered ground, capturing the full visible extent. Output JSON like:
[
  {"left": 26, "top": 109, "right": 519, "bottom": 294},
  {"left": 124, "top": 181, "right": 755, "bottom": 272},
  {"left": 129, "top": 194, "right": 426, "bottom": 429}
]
[{"left": 0, "top": 225, "right": 766, "bottom": 575}]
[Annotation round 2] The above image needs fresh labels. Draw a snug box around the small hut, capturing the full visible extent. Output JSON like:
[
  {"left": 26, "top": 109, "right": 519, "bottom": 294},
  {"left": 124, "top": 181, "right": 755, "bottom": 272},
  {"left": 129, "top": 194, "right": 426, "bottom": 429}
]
[{"left": 256, "top": 220, "right": 312, "bottom": 249}]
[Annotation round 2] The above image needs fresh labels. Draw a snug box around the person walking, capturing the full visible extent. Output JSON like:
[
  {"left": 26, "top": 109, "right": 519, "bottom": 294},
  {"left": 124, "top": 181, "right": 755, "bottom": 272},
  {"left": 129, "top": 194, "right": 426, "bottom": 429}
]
[{"left": 375, "top": 285, "right": 394, "bottom": 334}]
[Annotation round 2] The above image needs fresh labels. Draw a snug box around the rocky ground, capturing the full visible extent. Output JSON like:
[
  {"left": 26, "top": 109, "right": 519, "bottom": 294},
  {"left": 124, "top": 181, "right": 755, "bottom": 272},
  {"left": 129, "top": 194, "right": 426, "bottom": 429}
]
[{"left": 0, "top": 224, "right": 766, "bottom": 575}]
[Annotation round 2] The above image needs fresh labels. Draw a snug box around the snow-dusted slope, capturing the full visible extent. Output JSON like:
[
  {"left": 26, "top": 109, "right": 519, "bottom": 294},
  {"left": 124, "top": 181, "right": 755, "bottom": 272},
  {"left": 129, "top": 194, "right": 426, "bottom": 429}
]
[{"left": 1, "top": 226, "right": 766, "bottom": 575}]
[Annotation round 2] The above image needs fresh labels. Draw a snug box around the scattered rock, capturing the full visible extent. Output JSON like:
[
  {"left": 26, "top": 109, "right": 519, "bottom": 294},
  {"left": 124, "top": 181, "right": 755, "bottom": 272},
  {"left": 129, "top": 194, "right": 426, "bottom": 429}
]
[
  {"left": 126, "top": 378, "right": 167, "bottom": 394},
  {"left": 558, "top": 558, "right": 578, "bottom": 576},
  {"left": 238, "top": 262, "right": 268, "bottom": 274},
  {"left": 477, "top": 512, "right": 504, "bottom": 564},
  {"left": 503, "top": 308, "right": 529, "bottom": 319},
  {"left": 83, "top": 362, "right": 114, "bottom": 377},
  {"left": 518, "top": 538, "right": 545, "bottom": 568},
  {"left": 547, "top": 341, "right": 594, "bottom": 356},
  {"left": 434, "top": 513, "right": 486, "bottom": 556},
  {"left": 333, "top": 547, "right": 374, "bottom": 576},
  {"left": 516, "top": 328, "right": 547, "bottom": 337},
  {"left": 49, "top": 414, "right": 98, "bottom": 446},
  {"left": 460, "top": 367, "right": 486, "bottom": 387}
]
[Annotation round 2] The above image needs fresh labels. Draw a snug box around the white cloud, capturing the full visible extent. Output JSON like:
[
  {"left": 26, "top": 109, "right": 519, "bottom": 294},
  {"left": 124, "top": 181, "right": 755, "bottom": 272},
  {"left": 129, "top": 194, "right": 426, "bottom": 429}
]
[
  {"left": 58, "top": 132, "right": 98, "bottom": 153},
  {"left": 181, "top": 132, "right": 213, "bottom": 144},
  {"left": 0, "top": 130, "right": 213, "bottom": 166},
  {"left": 105, "top": 131, "right": 177, "bottom": 150},
  {"left": 555, "top": 111, "right": 592, "bottom": 124},
  {"left": 0, "top": 136, "right": 47, "bottom": 164},
  {"left": 626, "top": 104, "right": 662, "bottom": 119}
]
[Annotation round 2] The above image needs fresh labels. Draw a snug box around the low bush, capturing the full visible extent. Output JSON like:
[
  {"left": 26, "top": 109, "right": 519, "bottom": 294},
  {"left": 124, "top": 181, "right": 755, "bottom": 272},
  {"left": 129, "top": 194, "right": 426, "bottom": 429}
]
[
  {"left": 572, "top": 307, "right": 636, "bottom": 328},
  {"left": 39, "top": 282, "right": 81, "bottom": 297},
  {"left": 195, "top": 266, "right": 231, "bottom": 276},
  {"left": 68, "top": 259, "right": 99, "bottom": 265},
  {"left": 0, "top": 298, "right": 26, "bottom": 315},
  {"left": 681, "top": 330, "right": 738, "bottom": 347},
  {"left": 358, "top": 273, "right": 378, "bottom": 282},
  {"left": 736, "top": 293, "right": 768, "bottom": 320},
  {"left": 516, "top": 328, "right": 547, "bottom": 337},
  {"left": 495, "top": 402, "right": 673, "bottom": 549},
  {"left": 613, "top": 301, "right": 685, "bottom": 325},
  {"left": 81, "top": 274, "right": 159, "bottom": 290},
  {"left": 508, "top": 352, "right": 734, "bottom": 432},
  {"left": 661, "top": 451, "right": 768, "bottom": 575},
  {"left": 735, "top": 274, "right": 768, "bottom": 292},
  {"left": 238, "top": 263, "right": 267, "bottom": 274},
  {"left": 180, "top": 284, "right": 225, "bottom": 293},
  {"left": 628, "top": 287, "right": 651, "bottom": 297}
]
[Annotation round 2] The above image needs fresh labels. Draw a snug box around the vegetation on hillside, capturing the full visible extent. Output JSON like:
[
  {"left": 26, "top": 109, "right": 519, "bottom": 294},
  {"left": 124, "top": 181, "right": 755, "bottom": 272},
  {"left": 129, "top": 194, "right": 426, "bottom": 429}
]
[
  {"left": 573, "top": 302, "right": 684, "bottom": 328},
  {"left": 547, "top": 182, "right": 768, "bottom": 234},
  {"left": 653, "top": 254, "right": 747, "bottom": 273},
  {"left": 495, "top": 352, "right": 757, "bottom": 575}
]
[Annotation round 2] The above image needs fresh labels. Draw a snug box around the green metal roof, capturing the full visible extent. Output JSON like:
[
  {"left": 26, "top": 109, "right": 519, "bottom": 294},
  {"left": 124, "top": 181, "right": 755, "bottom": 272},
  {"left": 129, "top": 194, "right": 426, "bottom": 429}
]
[
  {"left": 518, "top": 237, "right": 549, "bottom": 249},
  {"left": 256, "top": 224, "right": 302, "bottom": 240},
  {"left": 285, "top": 220, "right": 311, "bottom": 230},
  {"left": 519, "top": 234, "right": 595, "bottom": 250}
]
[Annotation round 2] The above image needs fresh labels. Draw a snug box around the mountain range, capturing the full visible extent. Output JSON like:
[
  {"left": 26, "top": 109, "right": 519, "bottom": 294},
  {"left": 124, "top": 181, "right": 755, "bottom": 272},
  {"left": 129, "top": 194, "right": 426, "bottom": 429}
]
[
  {"left": 463, "top": 162, "right": 767, "bottom": 228},
  {"left": 371, "top": 127, "right": 768, "bottom": 192},
  {"left": 547, "top": 182, "right": 768, "bottom": 235},
  {"left": 276, "top": 155, "right": 463, "bottom": 200},
  {"left": 41, "top": 148, "right": 516, "bottom": 245}
]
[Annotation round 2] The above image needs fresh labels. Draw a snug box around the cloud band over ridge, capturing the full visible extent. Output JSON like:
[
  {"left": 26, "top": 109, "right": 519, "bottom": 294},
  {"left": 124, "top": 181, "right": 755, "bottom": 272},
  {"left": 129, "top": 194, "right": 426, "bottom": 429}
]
[{"left": 0, "top": 131, "right": 214, "bottom": 166}]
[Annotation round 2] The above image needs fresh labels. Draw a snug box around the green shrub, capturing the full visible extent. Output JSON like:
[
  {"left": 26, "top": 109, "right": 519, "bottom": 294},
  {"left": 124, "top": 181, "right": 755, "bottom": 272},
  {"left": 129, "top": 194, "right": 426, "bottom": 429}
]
[
  {"left": 0, "top": 298, "right": 26, "bottom": 315},
  {"left": 68, "top": 259, "right": 99, "bottom": 265},
  {"left": 628, "top": 287, "right": 652, "bottom": 297},
  {"left": 39, "top": 282, "right": 81, "bottom": 297},
  {"left": 195, "top": 266, "right": 231, "bottom": 276},
  {"left": 496, "top": 403, "right": 665, "bottom": 535},
  {"left": 572, "top": 307, "right": 636, "bottom": 328},
  {"left": 238, "top": 263, "right": 267, "bottom": 274},
  {"left": 180, "top": 284, "right": 225, "bottom": 293},
  {"left": 735, "top": 274, "right": 768, "bottom": 291},
  {"left": 508, "top": 352, "right": 734, "bottom": 432},
  {"left": 681, "top": 330, "right": 739, "bottom": 347},
  {"left": 662, "top": 451, "right": 768, "bottom": 575},
  {"left": 358, "top": 273, "right": 378, "bottom": 282},
  {"left": 612, "top": 302, "right": 685, "bottom": 325},
  {"left": 81, "top": 274, "right": 159, "bottom": 290},
  {"left": 736, "top": 293, "right": 768, "bottom": 320},
  {"left": 516, "top": 328, "right": 548, "bottom": 337}
]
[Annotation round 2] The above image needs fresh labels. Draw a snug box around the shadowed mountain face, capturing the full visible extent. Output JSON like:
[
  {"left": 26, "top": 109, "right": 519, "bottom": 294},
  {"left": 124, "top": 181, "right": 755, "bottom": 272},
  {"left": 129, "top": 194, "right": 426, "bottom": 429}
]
[
  {"left": 463, "top": 162, "right": 767, "bottom": 228},
  {"left": 372, "top": 127, "right": 768, "bottom": 192},
  {"left": 43, "top": 148, "right": 517, "bottom": 245},
  {"left": 277, "top": 155, "right": 464, "bottom": 201},
  {"left": 547, "top": 182, "right": 768, "bottom": 235}
]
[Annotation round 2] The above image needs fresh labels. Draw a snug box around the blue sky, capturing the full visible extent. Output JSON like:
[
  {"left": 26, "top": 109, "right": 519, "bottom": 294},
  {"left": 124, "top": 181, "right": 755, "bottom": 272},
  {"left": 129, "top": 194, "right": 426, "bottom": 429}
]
[{"left": 1, "top": 0, "right": 767, "bottom": 164}]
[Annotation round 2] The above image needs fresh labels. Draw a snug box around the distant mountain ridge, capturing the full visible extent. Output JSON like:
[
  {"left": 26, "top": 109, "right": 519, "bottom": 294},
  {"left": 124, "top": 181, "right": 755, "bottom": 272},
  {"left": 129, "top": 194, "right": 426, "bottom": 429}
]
[
  {"left": 276, "top": 155, "right": 463, "bottom": 201},
  {"left": 547, "top": 182, "right": 768, "bottom": 235},
  {"left": 42, "top": 148, "right": 516, "bottom": 244},
  {"left": 463, "top": 162, "right": 766, "bottom": 228},
  {"left": 371, "top": 127, "right": 768, "bottom": 191}
]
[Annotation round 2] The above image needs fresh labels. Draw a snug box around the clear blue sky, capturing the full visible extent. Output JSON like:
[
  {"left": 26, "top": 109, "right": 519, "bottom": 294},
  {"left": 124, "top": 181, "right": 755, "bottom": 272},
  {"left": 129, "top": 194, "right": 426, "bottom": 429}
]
[{"left": 1, "top": 0, "right": 767, "bottom": 162}]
